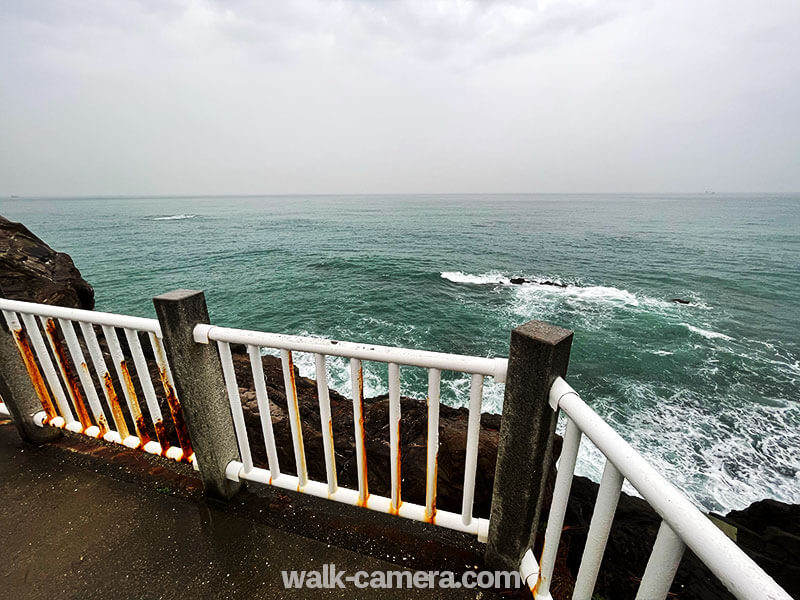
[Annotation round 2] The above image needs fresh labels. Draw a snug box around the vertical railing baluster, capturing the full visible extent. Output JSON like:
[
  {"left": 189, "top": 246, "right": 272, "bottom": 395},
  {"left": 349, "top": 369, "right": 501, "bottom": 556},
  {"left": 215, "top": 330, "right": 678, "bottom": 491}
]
[
  {"left": 79, "top": 322, "right": 129, "bottom": 440},
  {"left": 314, "top": 353, "right": 338, "bottom": 495},
  {"left": 148, "top": 332, "right": 194, "bottom": 461},
  {"left": 635, "top": 521, "right": 686, "bottom": 600},
  {"left": 280, "top": 349, "right": 307, "bottom": 487},
  {"left": 40, "top": 315, "right": 92, "bottom": 432},
  {"left": 388, "top": 362, "right": 401, "bottom": 512},
  {"left": 59, "top": 318, "right": 109, "bottom": 436},
  {"left": 248, "top": 344, "right": 280, "bottom": 478},
  {"left": 124, "top": 328, "right": 167, "bottom": 452},
  {"left": 217, "top": 341, "right": 253, "bottom": 473},
  {"left": 350, "top": 358, "right": 368, "bottom": 505},
  {"left": 537, "top": 417, "right": 582, "bottom": 599},
  {"left": 573, "top": 460, "right": 624, "bottom": 599},
  {"left": 2, "top": 310, "right": 57, "bottom": 419},
  {"left": 16, "top": 313, "right": 74, "bottom": 424},
  {"left": 425, "top": 368, "right": 441, "bottom": 522},
  {"left": 461, "top": 373, "right": 484, "bottom": 526},
  {"left": 102, "top": 325, "right": 149, "bottom": 446}
]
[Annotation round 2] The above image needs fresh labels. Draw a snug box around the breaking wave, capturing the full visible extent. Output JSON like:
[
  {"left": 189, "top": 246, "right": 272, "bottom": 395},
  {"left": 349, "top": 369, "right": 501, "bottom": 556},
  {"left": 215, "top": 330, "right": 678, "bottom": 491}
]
[
  {"left": 442, "top": 271, "right": 673, "bottom": 311},
  {"left": 152, "top": 214, "right": 197, "bottom": 221},
  {"left": 440, "top": 271, "right": 510, "bottom": 285},
  {"left": 682, "top": 323, "right": 734, "bottom": 341}
]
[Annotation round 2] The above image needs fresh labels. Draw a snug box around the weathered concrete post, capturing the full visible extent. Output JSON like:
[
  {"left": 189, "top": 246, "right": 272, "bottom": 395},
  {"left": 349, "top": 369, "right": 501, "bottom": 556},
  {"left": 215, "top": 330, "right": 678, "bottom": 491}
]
[
  {"left": 153, "top": 289, "right": 241, "bottom": 499},
  {"left": 0, "top": 318, "right": 62, "bottom": 443},
  {"left": 485, "top": 320, "right": 573, "bottom": 571}
]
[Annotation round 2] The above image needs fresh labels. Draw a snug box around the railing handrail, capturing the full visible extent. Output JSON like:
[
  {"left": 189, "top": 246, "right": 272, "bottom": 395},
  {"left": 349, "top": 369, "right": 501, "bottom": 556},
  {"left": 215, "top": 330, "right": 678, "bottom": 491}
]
[
  {"left": 194, "top": 323, "right": 509, "bottom": 382},
  {"left": 0, "top": 298, "right": 161, "bottom": 336},
  {"left": 548, "top": 377, "right": 791, "bottom": 600}
]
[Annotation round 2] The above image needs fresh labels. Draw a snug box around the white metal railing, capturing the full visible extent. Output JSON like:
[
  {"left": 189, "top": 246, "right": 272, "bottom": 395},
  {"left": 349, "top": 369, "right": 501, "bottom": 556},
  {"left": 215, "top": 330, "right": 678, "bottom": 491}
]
[
  {"left": 0, "top": 298, "right": 194, "bottom": 463},
  {"left": 518, "top": 377, "right": 791, "bottom": 600},
  {"left": 193, "top": 323, "right": 509, "bottom": 539}
]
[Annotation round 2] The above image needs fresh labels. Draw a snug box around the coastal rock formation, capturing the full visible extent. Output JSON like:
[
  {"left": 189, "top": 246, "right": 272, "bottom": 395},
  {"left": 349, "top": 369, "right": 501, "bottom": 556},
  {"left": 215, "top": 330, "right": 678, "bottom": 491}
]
[{"left": 0, "top": 215, "right": 94, "bottom": 309}]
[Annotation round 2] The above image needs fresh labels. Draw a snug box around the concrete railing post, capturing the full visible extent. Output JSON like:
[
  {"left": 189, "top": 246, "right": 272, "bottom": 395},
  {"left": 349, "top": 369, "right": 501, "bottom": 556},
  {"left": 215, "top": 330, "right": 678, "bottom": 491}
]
[
  {"left": 485, "top": 320, "right": 573, "bottom": 571},
  {"left": 0, "top": 318, "right": 62, "bottom": 443},
  {"left": 153, "top": 289, "right": 241, "bottom": 500}
]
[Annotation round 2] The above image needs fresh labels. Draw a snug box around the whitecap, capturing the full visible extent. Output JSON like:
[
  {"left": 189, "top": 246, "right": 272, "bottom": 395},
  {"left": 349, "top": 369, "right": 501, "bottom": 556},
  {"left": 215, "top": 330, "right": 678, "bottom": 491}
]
[
  {"left": 681, "top": 323, "right": 733, "bottom": 341},
  {"left": 440, "top": 271, "right": 510, "bottom": 285},
  {"left": 560, "top": 284, "right": 640, "bottom": 306},
  {"left": 152, "top": 214, "right": 197, "bottom": 221}
]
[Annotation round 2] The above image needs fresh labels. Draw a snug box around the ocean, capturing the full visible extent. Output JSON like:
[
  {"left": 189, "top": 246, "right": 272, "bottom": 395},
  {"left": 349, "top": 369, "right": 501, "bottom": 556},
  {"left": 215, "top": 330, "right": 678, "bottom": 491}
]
[{"left": 1, "top": 193, "right": 798, "bottom": 513}]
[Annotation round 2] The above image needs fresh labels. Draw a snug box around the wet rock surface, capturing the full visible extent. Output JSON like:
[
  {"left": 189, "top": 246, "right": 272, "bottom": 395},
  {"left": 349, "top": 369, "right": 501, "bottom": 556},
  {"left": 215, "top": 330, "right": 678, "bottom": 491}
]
[{"left": 0, "top": 215, "right": 94, "bottom": 309}]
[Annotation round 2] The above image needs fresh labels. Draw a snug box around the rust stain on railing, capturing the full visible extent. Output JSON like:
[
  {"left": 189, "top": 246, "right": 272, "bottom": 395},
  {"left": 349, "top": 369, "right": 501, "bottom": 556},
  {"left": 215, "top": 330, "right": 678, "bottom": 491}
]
[
  {"left": 101, "top": 372, "right": 130, "bottom": 439},
  {"left": 355, "top": 364, "right": 369, "bottom": 507},
  {"left": 287, "top": 351, "right": 307, "bottom": 480},
  {"left": 425, "top": 457, "right": 438, "bottom": 524},
  {"left": 390, "top": 439, "right": 403, "bottom": 516},
  {"left": 12, "top": 328, "right": 57, "bottom": 419},
  {"left": 45, "top": 318, "right": 92, "bottom": 430},
  {"left": 153, "top": 419, "right": 168, "bottom": 453},
  {"left": 78, "top": 360, "right": 108, "bottom": 436},
  {"left": 119, "top": 360, "right": 150, "bottom": 445},
  {"left": 151, "top": 335, "right": 193, "bottom": 461},
  {"left": 161, "top": 375, "right": 193, "bottom": 461}
]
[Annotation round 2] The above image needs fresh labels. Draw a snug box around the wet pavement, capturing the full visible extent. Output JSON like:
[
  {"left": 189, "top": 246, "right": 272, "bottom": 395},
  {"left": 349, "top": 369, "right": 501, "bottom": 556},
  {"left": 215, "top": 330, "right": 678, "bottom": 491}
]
[{"left": 0, "top": 422, "right": 514, "bottom": 599}]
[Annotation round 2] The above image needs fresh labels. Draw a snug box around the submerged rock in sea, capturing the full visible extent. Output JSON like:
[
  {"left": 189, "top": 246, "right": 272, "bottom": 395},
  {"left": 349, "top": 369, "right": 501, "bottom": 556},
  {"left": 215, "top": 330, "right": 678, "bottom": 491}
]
[
  {"left": 0, "top": 215, "right": 94, "bottom": 309},
  {"left": 509, "top": 277, "right": 569, "bottom": 288}
]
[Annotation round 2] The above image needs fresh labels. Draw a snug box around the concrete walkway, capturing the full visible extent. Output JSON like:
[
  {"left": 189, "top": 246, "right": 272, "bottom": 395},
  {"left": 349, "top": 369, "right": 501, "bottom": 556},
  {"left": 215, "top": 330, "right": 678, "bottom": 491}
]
[{"left": 0, "top": 422, "right": 514, "bottom": 599}]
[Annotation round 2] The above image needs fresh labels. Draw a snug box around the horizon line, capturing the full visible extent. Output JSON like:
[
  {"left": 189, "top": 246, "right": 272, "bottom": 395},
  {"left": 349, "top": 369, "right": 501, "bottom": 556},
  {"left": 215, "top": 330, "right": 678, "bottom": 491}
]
[{"left": 4, "top": 191, "right": 800, "bottom": 200}]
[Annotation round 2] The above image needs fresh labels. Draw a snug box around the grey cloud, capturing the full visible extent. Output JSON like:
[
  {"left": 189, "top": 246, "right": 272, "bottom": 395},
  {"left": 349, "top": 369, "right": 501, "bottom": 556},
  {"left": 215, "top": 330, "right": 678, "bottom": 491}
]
[{"left": 0, "top": 0, "right": 798, "bottom": 195}]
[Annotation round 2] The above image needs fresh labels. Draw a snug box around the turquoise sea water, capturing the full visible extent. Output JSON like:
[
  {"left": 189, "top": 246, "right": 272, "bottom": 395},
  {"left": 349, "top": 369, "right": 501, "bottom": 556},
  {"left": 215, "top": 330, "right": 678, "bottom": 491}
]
[{"left": 1, "top": 194, "right": 798, "bottom": 513}]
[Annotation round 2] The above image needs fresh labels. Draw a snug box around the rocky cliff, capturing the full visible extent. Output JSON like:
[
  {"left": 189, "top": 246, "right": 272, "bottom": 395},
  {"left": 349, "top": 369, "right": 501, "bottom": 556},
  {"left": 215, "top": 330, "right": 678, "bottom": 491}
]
[{"left": 0, "top": 215, "right": 94, "bottom": 308}]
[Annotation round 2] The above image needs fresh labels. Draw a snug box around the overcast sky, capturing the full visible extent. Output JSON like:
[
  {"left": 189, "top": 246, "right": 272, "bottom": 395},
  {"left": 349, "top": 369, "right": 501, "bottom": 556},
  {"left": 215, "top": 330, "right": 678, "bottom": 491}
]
[{"left": 1, "top": 0, "right": 798, "bottom": 195}]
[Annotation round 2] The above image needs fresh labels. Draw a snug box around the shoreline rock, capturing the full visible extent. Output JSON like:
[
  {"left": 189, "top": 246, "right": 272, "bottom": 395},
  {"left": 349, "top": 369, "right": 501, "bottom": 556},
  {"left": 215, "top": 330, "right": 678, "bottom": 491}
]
[{"left": 0, "top": 215, "right": 94, "bottom": 308}]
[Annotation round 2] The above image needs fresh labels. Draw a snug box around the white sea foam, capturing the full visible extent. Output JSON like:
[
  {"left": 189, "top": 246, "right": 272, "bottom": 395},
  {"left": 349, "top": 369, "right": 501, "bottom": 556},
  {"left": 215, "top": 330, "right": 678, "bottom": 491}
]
[
  {"left": 441, "top": 271, "right": 510, "bottom": 285},
  {"left": 442, "top": 271, "right": 675, "bottom": 314},
  {"left": 577, "top": 378, "right": 800, "bottom": 512},
  {"left": 681, "top": 323, "right": 733, "bottom": 341},
  {"left": 559, "top": 284, "right": 641, "bottom": 306},
  {"left": 153, "top": 214, "right": 196, "bottom": 221}
]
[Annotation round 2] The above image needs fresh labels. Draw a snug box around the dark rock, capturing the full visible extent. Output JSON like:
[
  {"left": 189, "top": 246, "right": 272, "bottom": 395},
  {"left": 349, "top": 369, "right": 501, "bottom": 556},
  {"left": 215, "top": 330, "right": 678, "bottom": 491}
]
[
  {"left": 0, "top": 215, "right": 94, "bottom": 308},
  {"left": 540, "top": 280, "right": 568, "bottom": 288},
  {"left": 671, "top": 298, "right": 691, "bottom": 305},
  {"left": 510, "top": 277, "right": 529, "bottom": 284},
  {"left": 712, "top": 500, "right": 800, "bottom": 598}
]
